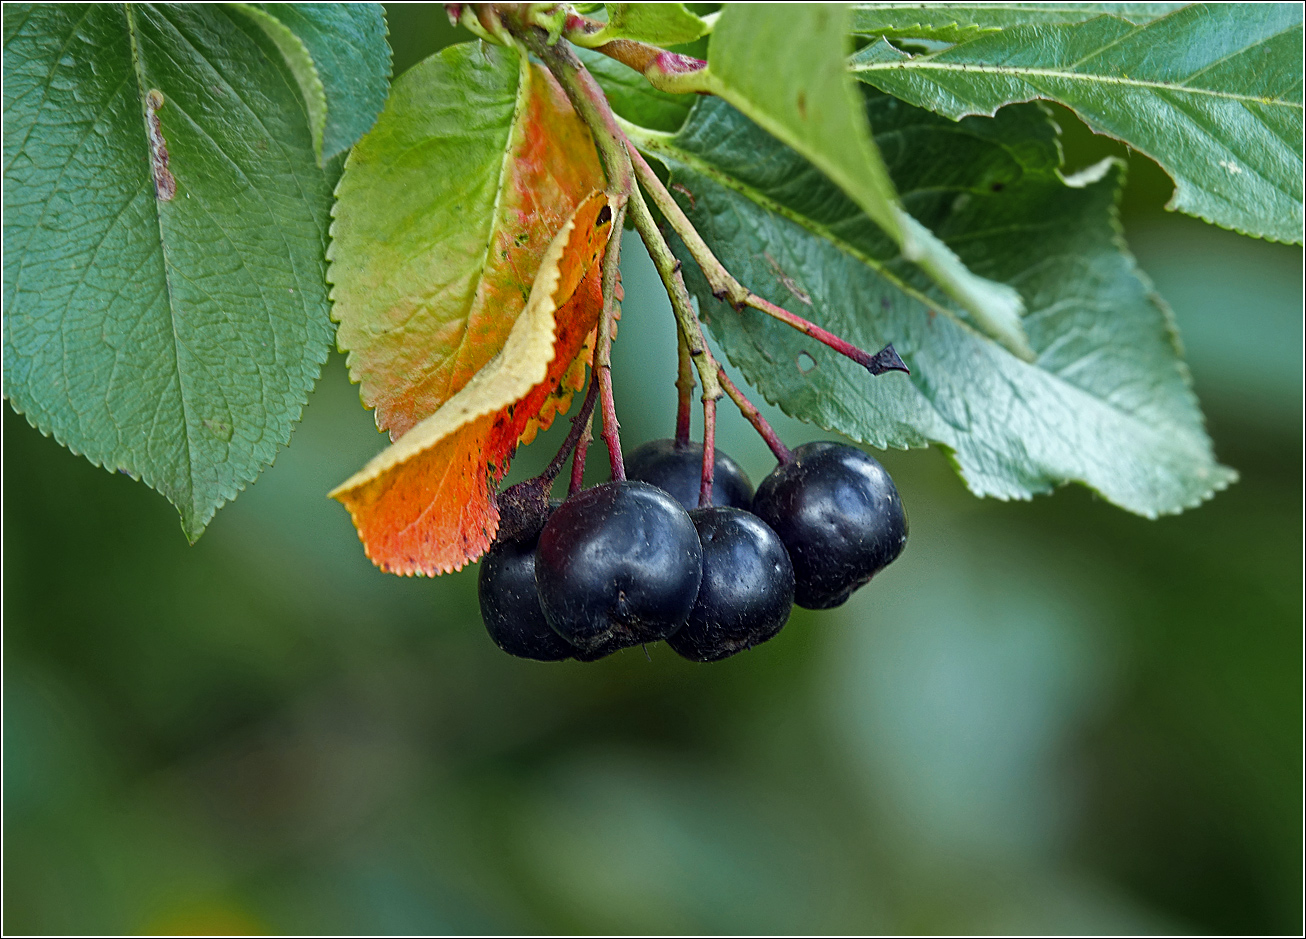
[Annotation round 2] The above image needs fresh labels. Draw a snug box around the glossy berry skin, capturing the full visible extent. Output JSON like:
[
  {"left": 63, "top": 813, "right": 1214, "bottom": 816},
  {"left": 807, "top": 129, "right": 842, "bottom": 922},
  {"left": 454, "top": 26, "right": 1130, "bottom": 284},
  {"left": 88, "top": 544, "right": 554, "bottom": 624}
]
[
  {"left": 751, "top": 442, "right": 907, "bottom": 610},
  {"left": 623, "top": 438, "right": 754, "bottom": 510},
  {"left": 668, "top": 507, "right": 795, "bottom": 662},
  {"left": 478, "top": 513, "right": 575, "bottom": 662},
  {"left": 536, "top": 481, "right": 703, "bottom": 657}
]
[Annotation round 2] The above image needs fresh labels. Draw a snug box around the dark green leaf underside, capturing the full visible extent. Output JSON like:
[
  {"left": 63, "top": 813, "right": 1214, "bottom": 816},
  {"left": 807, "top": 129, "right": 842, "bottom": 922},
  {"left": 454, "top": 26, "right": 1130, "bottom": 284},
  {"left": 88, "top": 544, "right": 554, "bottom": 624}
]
[
  {"left": 639, "top": 94, "right": 1234, "bottom": 516},
  {"left": 3, "top": 3, "right": 334, "bottom": 539},
  {"left": 850, "top": 3, "right": 1305, "bottom": 243}
]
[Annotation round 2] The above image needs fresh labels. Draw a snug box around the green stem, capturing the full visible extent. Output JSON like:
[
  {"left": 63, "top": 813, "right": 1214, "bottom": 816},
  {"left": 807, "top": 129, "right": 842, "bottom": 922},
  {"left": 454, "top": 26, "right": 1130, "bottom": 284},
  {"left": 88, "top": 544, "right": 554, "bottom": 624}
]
[
  {"left": 596, "top": 201, "right": 628, "bottom": 480},
  {"left": 623, "top": 125, "right": 909, "bottom": 378},
  {"left": 507, "top": 14, "right": 633, "bottom": 198},
  {"left": 675, "top": 326, "right": 694, "bottom": 445},
  {"left": 627, "top": 185, "right": 724, "bottom": 505}
]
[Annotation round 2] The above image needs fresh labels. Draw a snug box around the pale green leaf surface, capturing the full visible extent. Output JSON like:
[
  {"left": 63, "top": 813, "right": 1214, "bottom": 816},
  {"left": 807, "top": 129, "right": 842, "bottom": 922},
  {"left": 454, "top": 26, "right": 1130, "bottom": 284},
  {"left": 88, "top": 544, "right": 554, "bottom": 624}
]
[
  {"left": 3, "top": 4, "right": 335, "bottom": 539},
  {"left": 636, "top": 94, "right": 1234, "bottom": 516},
  {"left": 707, "top": 3, "right": 1031, "bottom": 358},
  {"left": 851, "top": 3, "right": 1187, "bottom": 43},
  {"left": 577, "top": 45, "right": 694, "bottom": 133},
  {"left": 581, "top": 3, "right": 709, "bottom": 47},
  {"left": 235, "top": 2, "right": 390, "bottom": 164},
  {"left": 851, "top": 3, "right": 1304, "bottom": 243}
]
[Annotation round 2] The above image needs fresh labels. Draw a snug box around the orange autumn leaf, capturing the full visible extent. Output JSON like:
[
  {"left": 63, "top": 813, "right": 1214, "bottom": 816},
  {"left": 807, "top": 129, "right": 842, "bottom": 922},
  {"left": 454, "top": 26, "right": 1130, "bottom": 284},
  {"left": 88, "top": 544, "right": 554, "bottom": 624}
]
[
  {"left": 328, "top": 42, "right": 606, "bottom": 440},
  {"left": 517, "top": 325, "right": 593, "bottom": 448},
  {"left": 330, "top": 193, "right": 611, "bottom": 575},
  {"left": 517, "top": 275, "right": 622, "bottom": 447}
]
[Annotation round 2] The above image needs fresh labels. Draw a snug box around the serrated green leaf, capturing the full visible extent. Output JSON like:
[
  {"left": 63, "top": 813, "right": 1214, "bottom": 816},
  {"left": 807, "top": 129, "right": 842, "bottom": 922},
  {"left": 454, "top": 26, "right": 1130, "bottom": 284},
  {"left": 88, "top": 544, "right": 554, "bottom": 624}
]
[
  {"left": 705, "top": 3, "right": 1032, "bottom": 358},
  {"left": 231, "top": 2, "right": 390, "bottom": 165},
  {"left": 576, "top": 3, "right": 710, "bottom": 48},
  {"left": 632, "top": 94, "right": 1234, "bottom": 516},
  {"left": 851, "top": 3, "right": 1186, "bottom": 44},
  {"left": 577, "top": 46, "right": 694, "bottom": 133},
  {"left": 3, "top": 3, "right": 335, "bottom": 540},
  {"left": 851, "top": 3, "right": 1304, "bottom": 243}
]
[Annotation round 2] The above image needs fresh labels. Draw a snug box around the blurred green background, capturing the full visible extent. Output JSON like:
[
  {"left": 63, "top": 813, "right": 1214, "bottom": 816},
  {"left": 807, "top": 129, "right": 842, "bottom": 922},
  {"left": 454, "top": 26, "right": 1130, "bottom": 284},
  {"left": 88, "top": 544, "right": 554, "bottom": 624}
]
[{"left": 5, "top": 6, "right": 1302, "bottom": 935}]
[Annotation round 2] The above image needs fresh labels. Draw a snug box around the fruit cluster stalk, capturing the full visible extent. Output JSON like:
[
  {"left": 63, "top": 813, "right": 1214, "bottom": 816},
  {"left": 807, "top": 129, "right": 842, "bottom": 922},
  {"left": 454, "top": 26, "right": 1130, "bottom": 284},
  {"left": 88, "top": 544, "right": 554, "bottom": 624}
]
[{"left": 675, "top": 328, "right": 695, "bottom": 445}]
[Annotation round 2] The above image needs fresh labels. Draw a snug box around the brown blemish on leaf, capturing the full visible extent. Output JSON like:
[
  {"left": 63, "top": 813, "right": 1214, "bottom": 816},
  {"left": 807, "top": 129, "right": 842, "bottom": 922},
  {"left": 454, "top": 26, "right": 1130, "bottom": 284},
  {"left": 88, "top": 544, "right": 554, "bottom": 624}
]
[
  {"left": 764, "top": 252, "right": 811, "bottom": 306},
  {"left": 670, "top": 182, "right": 696, "bottom": 209},
  {"left": 144, "top": 89, "right": 176, "bottom": 201},
  {"left": 796, "top": 91, "right": 807, "bottom": 120}
]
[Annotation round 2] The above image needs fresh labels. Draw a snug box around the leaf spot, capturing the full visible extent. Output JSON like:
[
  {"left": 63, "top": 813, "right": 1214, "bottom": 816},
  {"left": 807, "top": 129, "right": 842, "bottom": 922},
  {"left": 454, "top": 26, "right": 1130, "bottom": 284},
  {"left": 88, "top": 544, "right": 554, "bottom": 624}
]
[
  {"left": 144, "top": 89, "right": 176, "bottom": 201},
  {"left": 796, "top": 351, "right": 817, "bottom": 374},
  {"left": 765, "top": 252, "right": 811, "bottom": 306},
  {"left": 203, "top": 418, "right": 233, "bottom": 441}
]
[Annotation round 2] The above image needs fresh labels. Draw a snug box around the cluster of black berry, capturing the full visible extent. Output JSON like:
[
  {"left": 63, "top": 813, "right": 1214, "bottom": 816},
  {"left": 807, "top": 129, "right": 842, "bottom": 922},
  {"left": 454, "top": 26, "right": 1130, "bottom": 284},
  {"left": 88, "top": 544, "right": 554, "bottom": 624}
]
[{"left": 478, "top": 438, "right": 908, "bottom": 662}]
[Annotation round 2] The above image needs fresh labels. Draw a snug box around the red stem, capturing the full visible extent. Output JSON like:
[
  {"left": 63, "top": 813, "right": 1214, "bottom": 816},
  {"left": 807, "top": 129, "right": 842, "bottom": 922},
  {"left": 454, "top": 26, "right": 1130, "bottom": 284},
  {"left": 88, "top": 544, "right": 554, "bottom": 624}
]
[
  {"left": 569, "top": 412, "right": 592, "bottom": 496},
  {"left": 539, "top": 357, "right": 602, "bottom": 485},
  {"left": 745, "top": 294, "right": 910, "bottom": 377},
  {"left": 699, "top": 395, "right": 717, "bottom": 507},
  {"left": 718, "top": 367, "right": 793, "bottom": 464}
]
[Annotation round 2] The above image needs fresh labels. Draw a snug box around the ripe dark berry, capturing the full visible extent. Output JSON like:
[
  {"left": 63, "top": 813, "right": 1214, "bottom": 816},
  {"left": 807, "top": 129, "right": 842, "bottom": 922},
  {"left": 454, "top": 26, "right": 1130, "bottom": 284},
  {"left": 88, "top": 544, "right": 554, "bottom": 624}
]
[
  {"left": 478, "top": 511, "right": 575, "bottom": 661},
  {"left": 668, "top": 507, "right": 795, "bottom": 662},
  {"left": 751, "top": 442, "right": 907, "bottom": 609},
  {"left": 535, "top": 481, "right": 703, "bottom": 657},
  {"left": 623, "top": 438, "right": 754, "bottom": 510}
]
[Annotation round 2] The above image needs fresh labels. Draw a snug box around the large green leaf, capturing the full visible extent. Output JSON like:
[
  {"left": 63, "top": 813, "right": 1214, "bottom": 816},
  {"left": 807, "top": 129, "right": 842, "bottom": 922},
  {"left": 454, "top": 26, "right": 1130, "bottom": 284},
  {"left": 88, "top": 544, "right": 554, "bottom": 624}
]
[
  {"left": 850, "top": 4, "right": 1304, "bottom": 243},
  {"left": 3, "top": 3, "right": 335, "bottom": 540},
  {"left": 231, "top": 3, "right": 391, "bottom": 165},
  {"left": 851, "top": 3, "right": 1187, "bottom": 44},
  {"left": 706, "top": 2, "right": 1031, "bottom": 358},
  {"left": 630, "top": 94, "right": 1235, "bottom": 516}
]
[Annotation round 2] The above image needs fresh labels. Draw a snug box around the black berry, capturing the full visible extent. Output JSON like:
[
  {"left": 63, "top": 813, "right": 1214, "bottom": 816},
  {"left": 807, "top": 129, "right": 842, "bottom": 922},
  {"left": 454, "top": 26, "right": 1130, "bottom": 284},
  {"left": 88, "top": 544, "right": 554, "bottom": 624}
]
[
  {"left": 668, "top": 507, "right": 795, "bottom": 662},
  {"left": 623, "top": 438, "right": 754, "bottom": 510},
  {"left": 535, "top": 480, "right": 703, "bottom": 657},
  {"left": 751, "top": 442, "right": 907, "bottom": 609},
  {"left": 478, "top": 509, "right": 575, "bottom": 661}
]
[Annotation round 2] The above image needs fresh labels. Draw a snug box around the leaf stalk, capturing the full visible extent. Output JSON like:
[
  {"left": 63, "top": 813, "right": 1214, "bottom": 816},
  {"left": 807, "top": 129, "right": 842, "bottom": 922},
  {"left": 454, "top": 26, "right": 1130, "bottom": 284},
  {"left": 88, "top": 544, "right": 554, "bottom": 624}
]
[{"left": 624, "top": 139, "right": 910, "bottom": 379}]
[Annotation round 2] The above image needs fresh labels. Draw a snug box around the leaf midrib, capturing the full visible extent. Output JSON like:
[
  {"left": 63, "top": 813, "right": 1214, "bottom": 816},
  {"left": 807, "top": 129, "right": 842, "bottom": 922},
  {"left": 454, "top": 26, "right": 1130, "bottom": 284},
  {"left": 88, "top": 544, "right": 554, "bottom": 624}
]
[
  {"left": 849, "top": 58, "right": 1305, "bottom": 110},
  {"left": 125, "top": 2, "right": 196, "bottom": 518}
]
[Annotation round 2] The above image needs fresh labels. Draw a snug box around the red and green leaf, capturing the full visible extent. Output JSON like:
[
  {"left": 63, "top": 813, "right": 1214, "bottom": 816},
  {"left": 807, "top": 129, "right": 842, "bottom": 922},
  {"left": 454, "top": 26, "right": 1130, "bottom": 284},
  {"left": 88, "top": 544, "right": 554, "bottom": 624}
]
[
  {"left": 327, "top": 40, "right": 606, "bottom": 439},
  {"left": 330, "top": 193, "right": 611, "bottom": 575}
]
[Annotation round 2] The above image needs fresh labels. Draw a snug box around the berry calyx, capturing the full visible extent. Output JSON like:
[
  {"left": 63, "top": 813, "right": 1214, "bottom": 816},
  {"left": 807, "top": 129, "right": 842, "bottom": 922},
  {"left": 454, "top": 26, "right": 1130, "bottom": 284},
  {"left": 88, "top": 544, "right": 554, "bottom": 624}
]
[
  {"left": 535, "top": 480, "right": 703, "bottom": 656},
  {"left": 668, "top": 506, "right": 795, "bottom": 662},
  {"left": 478, "top": 508, "right": 576, "bottom": 661},
  {"left": 751, "top": 442, "right": 907, "bottom": 609},
  {"left": 623, "top": 438, "right": 754, "bottom": 510}
]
